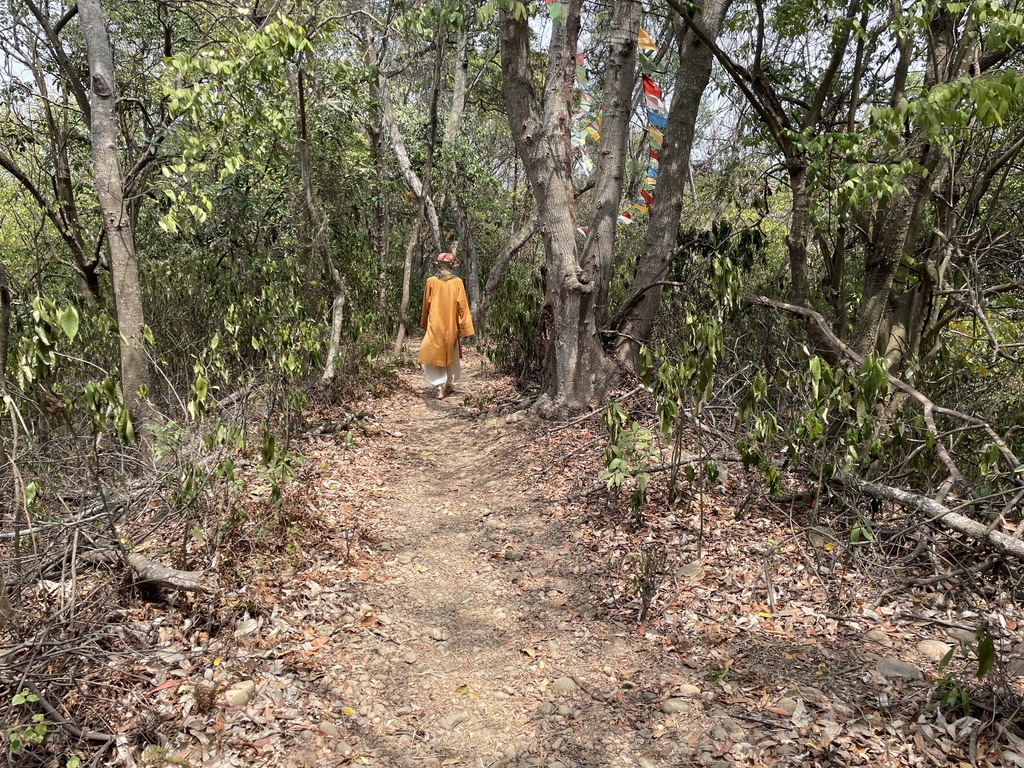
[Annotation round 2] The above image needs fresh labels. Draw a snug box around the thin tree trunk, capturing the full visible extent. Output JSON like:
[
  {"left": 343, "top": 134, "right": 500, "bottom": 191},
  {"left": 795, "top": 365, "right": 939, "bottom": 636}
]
[
  {"left": 291, "top": 64, "right": 348, "bottom": 385},
  {"left": 393, "top": 221, "right": 420, "bottom": 355},
  {"left": 78, "top": 0, "right": 150, "bottom": 415},
  {"left": 612, "top": 0, "right": 731, "bottom": 364},
  {"left": 392, "top": 22, "right": 446, "bottom": 354},
  {"left": 477, "top": 214, "right": 540, "bottom": 330},
  {"left": 450, "top": 194, "right": 481, "bottom": 321},
  {"left": 0, "top": 258, "right": 10, "bottom": 388},
  {"left": 443, "top": 24, "right": 469, "bottom": 145},
  {"left": 381, "top": 88, "right": 446, "bottom": 254}
]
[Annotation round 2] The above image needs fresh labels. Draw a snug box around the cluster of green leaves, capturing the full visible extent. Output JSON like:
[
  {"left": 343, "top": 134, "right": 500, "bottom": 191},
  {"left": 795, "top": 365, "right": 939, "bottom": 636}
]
[
  {"left": 481, "top": 258, "right": 544, "bottom": 379},
  {"left": 159, "top": 15, "right": 312, "bottom": 235},
  {"left": 934, "top": 623, "right": 997, "bottom": 716},
  {"left": 737, "top": 352, "right": 892, "bottom": 494},
  {"left": 601, "top": 400, "right": 659, "bottom": 520}
]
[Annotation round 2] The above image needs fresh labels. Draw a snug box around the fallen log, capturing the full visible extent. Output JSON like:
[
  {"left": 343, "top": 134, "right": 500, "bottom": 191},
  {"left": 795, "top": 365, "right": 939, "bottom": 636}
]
[
  {"left": 82, "top": 549, "right": 217, "bottom": 593},
  {"left": 843, "top": 479, "right": 1024, "bottom": 560}
]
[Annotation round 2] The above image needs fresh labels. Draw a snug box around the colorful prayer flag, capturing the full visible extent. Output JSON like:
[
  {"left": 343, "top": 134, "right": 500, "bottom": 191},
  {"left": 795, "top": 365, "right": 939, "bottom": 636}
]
[
  {"left": 647, "top": 109, "right": 668, "bottom": 128},
  {"left": 638, "top": 29, "right": 658, "bottom": 52},
  {"left": 647, "top": 125, "right": 663, "bottom": 149}
]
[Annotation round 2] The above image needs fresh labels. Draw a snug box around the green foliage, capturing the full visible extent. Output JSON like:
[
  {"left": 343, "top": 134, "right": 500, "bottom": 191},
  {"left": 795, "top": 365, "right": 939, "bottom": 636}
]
[
  {"left": 5, "top": 691, "right": 46, "bottom": 756},
  {"left": 738, "top": 352, "right": 893, "bottom": 491},
  {"left": 159, "top": 15, "right": 312, "bottom": 235},
  {"left": 481, "top": 258, "right": 543, "bottom": 379},
  {"left": 934, "top": 623, "right": 998, "bottom": 716},
  {"left": 601, "top": 401, "right": 658, "bottom": 520}
]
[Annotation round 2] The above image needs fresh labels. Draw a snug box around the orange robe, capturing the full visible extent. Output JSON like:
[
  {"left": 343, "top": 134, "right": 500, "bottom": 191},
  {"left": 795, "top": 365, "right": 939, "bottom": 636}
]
[{"left": 417, "top": 273, "right": 475, "bottom": 367}]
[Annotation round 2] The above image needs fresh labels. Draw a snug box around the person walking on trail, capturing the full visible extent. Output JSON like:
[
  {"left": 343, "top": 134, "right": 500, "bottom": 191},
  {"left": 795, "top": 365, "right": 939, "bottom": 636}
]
[{"left": 418, "top": 251, "right": 475, "bottom": 400}]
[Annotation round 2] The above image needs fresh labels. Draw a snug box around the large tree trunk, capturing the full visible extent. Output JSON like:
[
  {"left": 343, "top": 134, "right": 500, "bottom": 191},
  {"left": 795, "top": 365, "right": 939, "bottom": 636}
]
[
  {"left": 78, "top": 0, "right": 150, "bottom": 415},
  {"left": 612, "top": 0, "right": 731, "bottom": 364},
  {"left": 850, "top": 9, "right": 956, "bottom": 360},
  {"left": 499, "top": 0, "right": 619, "bottom": 417},
  {"left": 580, "top": 0, "right": 640, "bottom": 325}
]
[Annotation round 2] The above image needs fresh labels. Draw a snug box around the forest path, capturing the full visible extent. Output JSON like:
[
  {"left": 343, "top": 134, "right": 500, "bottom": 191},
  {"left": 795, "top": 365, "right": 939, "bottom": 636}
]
[
  {"left": 158, "top": 344, "right": 1003, "bottom": 768},
  {"left": 293, "top": 346, "right": 712, "bottom": 768}
]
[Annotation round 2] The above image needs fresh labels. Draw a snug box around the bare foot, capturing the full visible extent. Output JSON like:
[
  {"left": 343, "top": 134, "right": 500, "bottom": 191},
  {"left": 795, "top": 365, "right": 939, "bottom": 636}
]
[{"left": 436, "top": 386, "right": 445, "bottom": 400}]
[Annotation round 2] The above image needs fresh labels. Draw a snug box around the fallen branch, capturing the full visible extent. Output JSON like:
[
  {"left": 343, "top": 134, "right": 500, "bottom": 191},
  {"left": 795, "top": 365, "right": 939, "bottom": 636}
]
[
  {"left": 844, "top": 478, "right": 1024, "bottom": 560},
  {"left": 26, "top": 682, "right": 115, "bottom": 744},
  {"left": 82, "top": 549, "right": 218, "bottom": 594}
]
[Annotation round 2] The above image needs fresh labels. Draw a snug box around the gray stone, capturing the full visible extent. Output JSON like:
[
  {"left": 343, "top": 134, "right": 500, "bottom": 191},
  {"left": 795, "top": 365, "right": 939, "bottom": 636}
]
[
  {"left": 661, "top": 698, "right": 688, "bottom": 714},
  {"left": 223, "top": 680, "right": 256, "bottom": 706},
  {"left": 550, "top": 677, "right": 575, "bottom": 694},
  {"left": 403, "top": 652, "right": 417, "bottom": 664},
  {"left": 876, "top": 657, "right": 923, "bottom": 680},
  {"left": 917, "top": 639, "right": 953, "bottom": 661},
  {"left": 948, "top": 628, "right": 976, "bottom": 644},
  {"left": 678, "top": 684, "right": 701, "bottom": 697},
  {"left": 537, "top": 702, "right": 555, "bottom": 715},
  {"left": 438, "top": 712, "right": 468, "bottom": 731},
  {"left": 504, "top": 549, "right": 525, "bottom": 561},
  {"left": 676, "top": 561, "right": 703, "bottom": 578},
  {"left": 551, "top": 579, "right": 570, "bottom": 592},
  {"left": 484, "top": 519, "right": 507, "bottom": 530},
  {"left": 510, "top": 571, "right": 524, "bottom": 584},
  {"left": 808, "top": 526, "right": 839, "bottom": 548},
  {"left": 428, "top": 627, "right": 450, "bottom": 641},
  {"left": 506, "top": 411, "right": 528, "bottom": 424},
  {"left": 775, "top": 697, "right": 799, "bottom": 716},
  {"left": 865, "top": 628, "right": 892, "bottom": 646},
  {"left": 396, "top": 552, "right": 415, "bottom": 564},
  {"left": 318, "top": 722, "right": 341, "bottom": 738},
  {"left": 397, "top": 706, "right": 416, "bottom": 716}
]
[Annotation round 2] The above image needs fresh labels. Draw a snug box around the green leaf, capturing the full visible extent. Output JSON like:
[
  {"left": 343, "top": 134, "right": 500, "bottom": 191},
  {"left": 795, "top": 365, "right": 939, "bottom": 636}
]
[
  {"left": 977, "top": 633, "right": 995, "bottom": 678},
  {"left": 116, "top": 407, "right": 134, "bottom": 444},
  {"left": 195, "top": 373, "right": 209, "bottom": 402},
  {"left": 938, "top": 646, "right": 955, "bottom": 670}
]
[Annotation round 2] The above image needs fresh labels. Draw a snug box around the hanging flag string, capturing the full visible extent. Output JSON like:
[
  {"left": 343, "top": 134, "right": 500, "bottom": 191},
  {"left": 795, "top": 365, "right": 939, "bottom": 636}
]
[{"left": 574, "top": 28, "right": 667, "bottom": 235}]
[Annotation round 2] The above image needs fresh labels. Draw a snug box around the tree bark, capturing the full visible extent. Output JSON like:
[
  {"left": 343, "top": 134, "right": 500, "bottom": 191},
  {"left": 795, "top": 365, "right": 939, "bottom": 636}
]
[
  {"left": 613, "top": 0, "right": 732, "bottom": 364},
  {"left": 78, "top": 0, "right": 151, "bottom": 415},
  {"left": 499, "top": 0, "right": 618, "bottom": 417},
  {"left": 580, "top": 0, "right": 641, "bottom": 326}
]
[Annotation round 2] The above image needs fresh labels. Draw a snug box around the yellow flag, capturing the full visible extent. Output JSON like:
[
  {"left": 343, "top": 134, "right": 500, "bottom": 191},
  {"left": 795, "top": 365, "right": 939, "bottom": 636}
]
[{"left": 638, "top": 29, "right": 657, "bottom": 52}]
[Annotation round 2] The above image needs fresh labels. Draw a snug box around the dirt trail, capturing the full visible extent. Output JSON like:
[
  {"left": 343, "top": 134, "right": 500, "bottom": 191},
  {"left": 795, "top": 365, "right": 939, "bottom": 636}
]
[
  {"left": 190, "top": 345, "right": 998, "bottom": 768},
  {"left": 283, "top": 348, "right": 719, "bottom": 768}
]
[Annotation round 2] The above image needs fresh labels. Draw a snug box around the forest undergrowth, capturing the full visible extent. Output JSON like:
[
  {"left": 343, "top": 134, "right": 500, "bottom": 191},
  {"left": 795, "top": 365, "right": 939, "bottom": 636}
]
[{"left": 2, "top": 346, "right": 1024, "bottom": 768}]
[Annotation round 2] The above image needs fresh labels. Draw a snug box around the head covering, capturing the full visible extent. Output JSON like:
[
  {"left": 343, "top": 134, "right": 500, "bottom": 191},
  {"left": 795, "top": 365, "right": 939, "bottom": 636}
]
[{"left": 436, "top": 251, "right": 459, "bottom": 266}]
